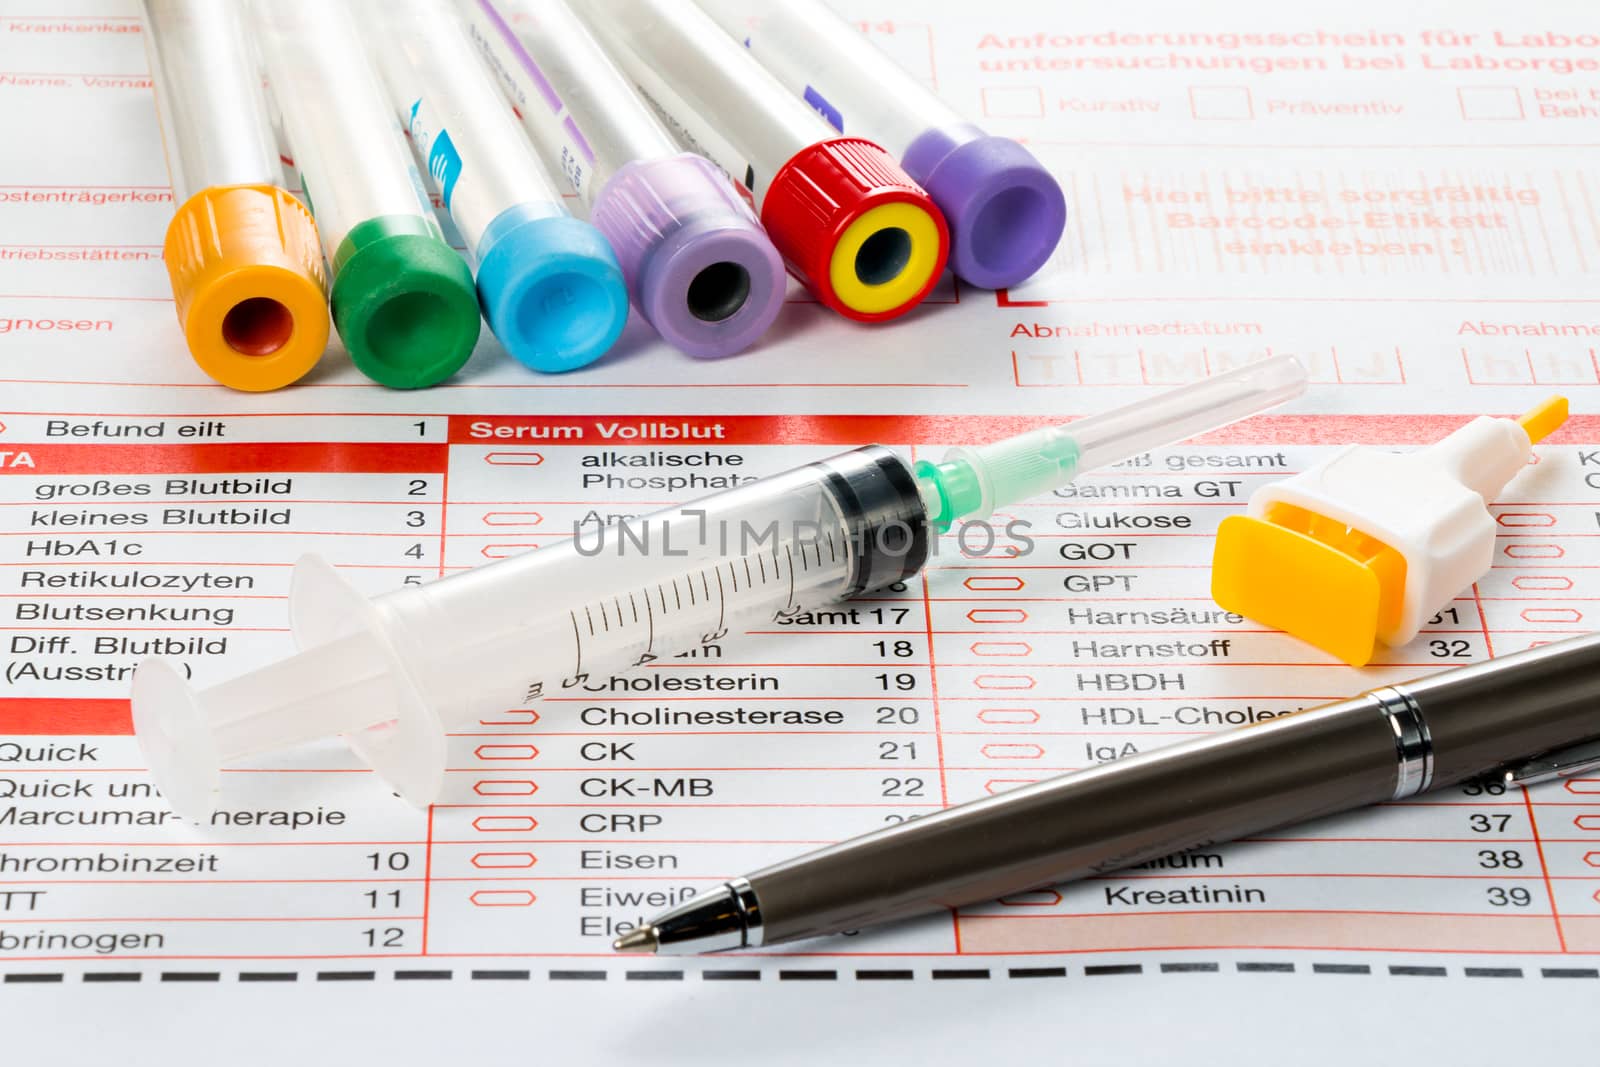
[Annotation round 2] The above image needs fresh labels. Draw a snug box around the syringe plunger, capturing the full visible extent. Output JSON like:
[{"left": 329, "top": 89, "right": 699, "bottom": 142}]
[{"left": 132, "top": 632, "right": 394, "bottom": 821}]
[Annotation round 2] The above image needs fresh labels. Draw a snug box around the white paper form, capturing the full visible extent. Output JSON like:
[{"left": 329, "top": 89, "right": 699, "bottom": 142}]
[{"left": 0, "top": 0, "right": 1597, "bottom": 1063}]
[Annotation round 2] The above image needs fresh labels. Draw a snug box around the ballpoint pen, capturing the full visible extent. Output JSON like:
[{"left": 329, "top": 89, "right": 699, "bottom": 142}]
[
  {"left": 696, "top": 0, "right": 1066, "bottom": 290},
  {"left": 614, "top": 630, "right": 1600, "bottom": 953},
  {"left": 570, "top": 0, "right": 950, "bottom": 323},
  {"left": 140, "top": 0, "right": 328, "bottom": 391},
  {"left": 464, "top": 0, "right": 786, "bottom": 358},
  {"left": 366, "top": 0, "right": 629, "bottom": 373},
  {"left": 253, "top": 0, "right": 481, "bottom": 389}
]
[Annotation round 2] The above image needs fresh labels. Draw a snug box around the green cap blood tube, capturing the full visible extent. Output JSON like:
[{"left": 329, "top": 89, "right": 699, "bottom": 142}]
[{"left": 253, "top": 0, "right": 481, "bottom": 388}]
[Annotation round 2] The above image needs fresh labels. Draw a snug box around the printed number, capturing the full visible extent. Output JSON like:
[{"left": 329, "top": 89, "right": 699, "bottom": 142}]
[
  {"left": 880, "top": 777, "right": 926, "bottom": 798},
  {"left": 413, "top": 421, "right": 428, "bottom": 437},
  {"left": 1477, "top": 849, "right": 1524, "bottom": 870},
  {"left": 884, "top": 813, "right": 923, "bottom": 824},
  {"left": 404, "top": 543, "right": 425, "bottom": 560},
  {"left": 1485, "top": 887, "right": 1533, "bottom": 907},
  {"left": 1428, "top": 607, "right": 1461, "bottom": 625},
  {"left": 362, "top": 927, "right": 406, "bottom": 948},
  {"left": 875, "top": 706, "right": 920, "bottom": 725},
  {"left": 872, "top": 640, "right": 916, "bottom": 658},
  {"left": 363, "top": 890, "right": 403, "bottom": 909},
  {"left": 403, "top": 575, "right": 423, "bottom": 586},
  {"left": 1469, "top": 813, "right": 1513, "bottom": 833},
  {"left": 407, "top": 479, "right": 429, "bottom": 497},
  {"left": 365, "top": 851, "right": 411, "bottom": 871},
  {"left": 868, "top": 607, "right": 910, "bottom": 624},
  {"left": 1429, "top": 639, "right": 1472, "bottom": 658},
  {"left": 1460, "top": 778, "right": 1507, "bottom": 797},
  {"left": 405, "top": 510, "right": 427, "bottom": 528},
  {"left": 882, "top": 581, "right": 909, "bottom": 594},
  {"left": 874, "top": 672, "right": 918, "bottom": 691},
  {"left": 878, "top": 741, "right": 918, "bottom": 761}
]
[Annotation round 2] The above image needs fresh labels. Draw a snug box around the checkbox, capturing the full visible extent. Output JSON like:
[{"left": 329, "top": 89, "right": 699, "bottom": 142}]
[
  {"left": 981, "top": 86, "right": 1045, "bottom": 119},
  {"left": 1458, "top": 86, "right": 1524, "bottom": 120},
  {"left": 1189, "top": 86, "right": 1253, "bottom": 120}
]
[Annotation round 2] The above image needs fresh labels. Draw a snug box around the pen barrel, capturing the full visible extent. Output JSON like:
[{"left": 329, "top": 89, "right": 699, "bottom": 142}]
[
  {"left": 1406, "top": 632, "right": 1600, "bottom": 786},
  {"left": 751, "top": 693, "right": 1404, "bottom": 945}
]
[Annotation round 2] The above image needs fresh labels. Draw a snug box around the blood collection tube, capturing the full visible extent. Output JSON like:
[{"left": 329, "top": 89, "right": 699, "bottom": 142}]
[
  {"left": 464, "top": 0, "right": 785, "bottom": 358},
  {"left": 366, "top": 0, "right": 629, "bottom": 373},
  {"left": 696, "top": 0, "right": 1066, "bottom": 289},
  {"left": 139, "top": 0, "right": 328, "bottom": 391},
  {"left": 571, "top": 0, "right": 949, "bottom": 323},
  {"left": 253, "top": 0, "right": 481, "bottom": 389}
]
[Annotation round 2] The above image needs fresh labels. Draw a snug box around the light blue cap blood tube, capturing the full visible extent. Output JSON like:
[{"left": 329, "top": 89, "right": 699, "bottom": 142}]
[
  {"left": 464, "top": 0, "right": 784, "bottom": 359},
  {"left": 368, "top": 0, "right": 628, "bottom": 372},
  {"left": 698, "top": 0, "right": 1067, "bottom": 291}
]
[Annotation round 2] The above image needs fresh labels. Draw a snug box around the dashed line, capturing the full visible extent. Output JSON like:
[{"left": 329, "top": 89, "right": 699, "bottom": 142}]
[
  {"left": 0, "top": 962, "right": 1593, "bottom": 985},
  {"left": 549, "top": 970, "right": 606, "bottom": 981},
  {"left": 471, "top": 969, "right": 530, "bottom": 981}
]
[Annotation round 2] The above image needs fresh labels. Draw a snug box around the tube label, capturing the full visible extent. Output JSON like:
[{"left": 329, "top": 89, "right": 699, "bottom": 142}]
[{"left": 406, "top": 97, "right": 490, "bottom": 251}]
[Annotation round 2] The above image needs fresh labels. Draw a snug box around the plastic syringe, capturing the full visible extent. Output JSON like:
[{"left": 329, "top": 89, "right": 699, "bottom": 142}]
[
  {"left": 365, "top": 0, "right": 629, "bottom": 373},
  {"left": 252, "top": 0, "right": 481, "bottom": 389},
  {"left": 570, "top": 0, "right": 949, "bottom": 323},
  {"left": 140, "top": 0, "right": 328, "bottom": 391},
  {"left": 463, "top": 0, "right": 786, "bottom": 359},
  {"left": 695, "top": 0, "right": 1066, "bottom": 290},
  {"left": 132, "top": 356, "right": 1308, "bottom": 820}
]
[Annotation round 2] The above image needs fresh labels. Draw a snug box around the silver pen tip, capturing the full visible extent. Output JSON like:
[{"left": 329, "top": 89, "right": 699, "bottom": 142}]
[{"left": 612, "top": 927, "right": 659, "bottom": 954}]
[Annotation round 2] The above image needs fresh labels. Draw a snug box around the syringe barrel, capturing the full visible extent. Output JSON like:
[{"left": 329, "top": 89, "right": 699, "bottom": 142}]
[
  {"left": 462, "top": 0, "right": 680, "bottom": 205},
  {"left": 696, "top": 0, "right": 956, "bottom": 159},
  {"left": 366, "top": 0, "right": 568, "bottom": 255},
  {"left": 253, "top": 0, "right": 441, "bottom": 262},
  {"left": 140, "top": 0, "right": 283, "bottom": 203},
  {"left": 365, "top": 446, "right": 929, "bottom": 732},
  {"left": 571, "top": 0, "right": 832, "bottom": 207}
]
